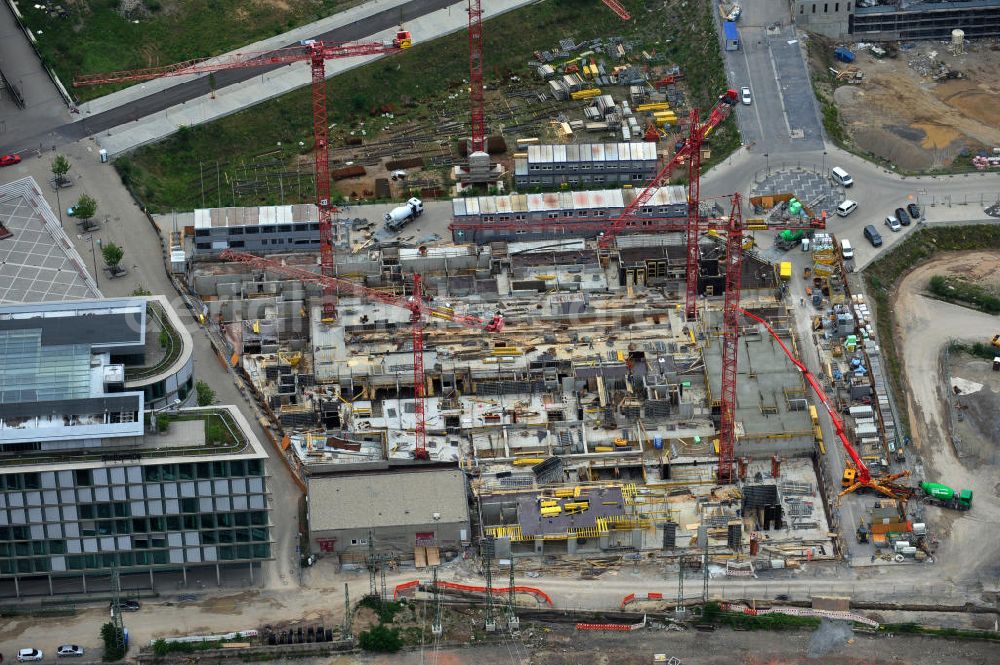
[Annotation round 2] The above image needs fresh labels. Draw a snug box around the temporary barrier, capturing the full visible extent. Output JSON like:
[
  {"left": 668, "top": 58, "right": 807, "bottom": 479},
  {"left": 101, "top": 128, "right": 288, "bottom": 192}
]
[
  {"left": 721, "top": 603, "right": 879, "bottom": 628},
  {"left": 620, "top": 591, "right": 665, "bottom": 608},
  {"left": 432, "top": 580, "right": 553, "bottom": 606},
  {"left": 577, "top": 616, "right": 646, "bottom": 631},
  {"left": 393, "top": 580, "right": 420, "bottom": 599}
]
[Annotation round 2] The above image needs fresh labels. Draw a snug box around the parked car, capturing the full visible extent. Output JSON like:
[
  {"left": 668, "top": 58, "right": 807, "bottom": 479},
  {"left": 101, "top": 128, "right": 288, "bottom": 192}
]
[
  {"left": 57, "top": 645, "right": 85, "bottom": 658},
  {"left": 831, "top": 166, "right": 853, "bottom": 187},
  {"left": 864, "top": 224, "right": 883, "bottom": 247},
  {"left": 895, "top": 207, "right": 911, "bottom": 226},
  {"left": 17, "top": 649, "right": 44, "bottom": 662},
  {"left": 907, "top": 202, "right": 921, "bottom": 219},
  {"left": 836, "top": 199, "right": 858, "bottom": 217},
  {"left": 1, "top": 154, "right": 22, "bottom": 167},
  {"left": 884, "top": 215, "right": 901, "bottom": 232},
  {"left": 741, "top": 86, "right": 752, "bottom": 105},
  {"left": 110, "top": 599, "right": 141, "bottom": 614}
]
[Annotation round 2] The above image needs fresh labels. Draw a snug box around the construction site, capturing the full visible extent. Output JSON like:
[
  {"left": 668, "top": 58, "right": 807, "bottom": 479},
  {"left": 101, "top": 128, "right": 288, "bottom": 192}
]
[
  {"left": 76, "top": 0, "right": 951, "bottom": 582},
  {"left": 28, "top": 0, "right": 977, "bottom": 616}
]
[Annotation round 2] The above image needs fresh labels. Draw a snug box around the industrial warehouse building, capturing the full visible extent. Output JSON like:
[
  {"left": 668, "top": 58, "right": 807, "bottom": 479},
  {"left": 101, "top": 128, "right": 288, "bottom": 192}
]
[
  {"left": 307, "top": 465, "right": 470, "bottom": 563},
  {"left": 792, "top": 0, "right": 1000, "bottom": 40},
  {"left": 451, "top": 185, "right": 687, "bottom": 243},
  {"left": 513, "top": 142, "right": 658, "bottom": 189},
  {"left": 0, "top": 298, "right": 271, "bottom": 597}
]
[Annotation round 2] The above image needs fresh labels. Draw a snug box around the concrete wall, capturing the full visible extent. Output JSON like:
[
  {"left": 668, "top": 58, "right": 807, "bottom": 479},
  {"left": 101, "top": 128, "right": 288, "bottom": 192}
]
[
  {"left": 791, "top": 0, "right": 853, "bottom": 39},
  {"left": 310, "top": 522, "right": 470, "bottom": 558}
]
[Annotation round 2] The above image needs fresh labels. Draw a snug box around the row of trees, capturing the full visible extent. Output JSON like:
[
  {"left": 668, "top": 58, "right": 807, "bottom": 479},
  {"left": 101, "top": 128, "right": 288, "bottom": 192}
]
[{"left": 51, "top": 154, "right": 126, "bottom": 277}]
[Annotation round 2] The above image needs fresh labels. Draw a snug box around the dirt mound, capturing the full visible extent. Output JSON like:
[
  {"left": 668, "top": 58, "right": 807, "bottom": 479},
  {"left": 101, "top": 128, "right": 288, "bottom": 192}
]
[
  {"left": 851, "top": 127, "right": 933, "bottom": 171},
  {"left": 934, "top": 80, "right": 1000, "bottom": 128}
]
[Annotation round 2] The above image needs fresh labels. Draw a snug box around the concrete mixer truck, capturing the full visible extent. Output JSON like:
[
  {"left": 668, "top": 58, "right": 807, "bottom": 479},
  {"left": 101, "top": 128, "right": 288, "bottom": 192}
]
[{"left": 920, "top": 482, "right": 972, "bottom": 510}]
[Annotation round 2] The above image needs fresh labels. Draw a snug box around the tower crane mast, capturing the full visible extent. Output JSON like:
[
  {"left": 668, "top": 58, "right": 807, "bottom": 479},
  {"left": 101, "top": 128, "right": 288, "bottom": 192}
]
[
  {"left": 463, "top": 0, "right": 629, "bottom": 159},
  {"left": 75, "top": 34, "right": 413, "bottom": 320},
  {"left": 597, "top": 90, "right": 737, "bottom": 318}
]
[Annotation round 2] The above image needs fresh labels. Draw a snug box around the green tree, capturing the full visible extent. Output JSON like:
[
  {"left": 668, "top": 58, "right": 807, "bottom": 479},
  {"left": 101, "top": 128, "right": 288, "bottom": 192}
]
[
  {"left": 358, "top": 623, "right": 402, "bottom": 652},
  {"left": 100, "top": 621, "right": 126, "bottom": 661},
  {"left": 74, "top": 194, "right": 98, "bottom": 230},
  {"left": 195, "top": 380, "right": 216, "bottom": 406},
  {"left": 102, "top": 242, "right": 125, "bottom": 276},
  {"left": 51, "top": 154, "right": 71, "bottom": 185},
  {"left": 131, "top": 285, "right": 152, "bottom": 296}
]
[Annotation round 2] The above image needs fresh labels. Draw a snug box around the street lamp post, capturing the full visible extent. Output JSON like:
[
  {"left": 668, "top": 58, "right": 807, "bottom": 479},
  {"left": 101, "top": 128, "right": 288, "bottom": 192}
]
[
  {"left": 822, "top": 151, "right": 827, "bottom": 177},
  {"left": 764, "top": 153, "right": 770, "bottom": 177}
]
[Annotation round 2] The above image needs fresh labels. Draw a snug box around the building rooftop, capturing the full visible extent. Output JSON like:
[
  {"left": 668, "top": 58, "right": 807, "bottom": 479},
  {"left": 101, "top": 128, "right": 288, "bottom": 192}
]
[
  {"left": 0, "top": 406, "right": 266, "bottom": 472},
  {"left": 194, "top": 203, "right": 319, "bottom": 229},
  {"left": 307, "top": 466, "right": 469, "bottom": 532},
  {"left": 0, "top": 178, "right": 102, "bottom": 303},
  {"left": 525, "top": 142, "right": 657, "bottom": 164},
  {"left": 0, "top": 297, "right": 173, "bottom": 446},
  {"left": 452, "top": 186, "right": 687, "bottom": 217}
]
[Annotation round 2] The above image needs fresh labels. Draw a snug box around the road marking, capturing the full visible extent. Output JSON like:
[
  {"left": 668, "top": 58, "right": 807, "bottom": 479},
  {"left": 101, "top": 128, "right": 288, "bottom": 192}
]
[
  {"left": 739, "top": 35, "right": 767, "bottom": 141},
  {"left": 765, "top": 39, "right": 794, "bottom": 137}
]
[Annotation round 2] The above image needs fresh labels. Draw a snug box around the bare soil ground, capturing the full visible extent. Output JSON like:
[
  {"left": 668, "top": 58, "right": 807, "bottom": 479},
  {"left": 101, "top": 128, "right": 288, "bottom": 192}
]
[
  {"left": 820, "top": 41, "right": 1000, "bottom": 171},
  {"left": 289, "top": 623, "right": 1000, "bottom": 664},
  {"left": 890, "top": 250, "right": 1000, "bottom": 584}
]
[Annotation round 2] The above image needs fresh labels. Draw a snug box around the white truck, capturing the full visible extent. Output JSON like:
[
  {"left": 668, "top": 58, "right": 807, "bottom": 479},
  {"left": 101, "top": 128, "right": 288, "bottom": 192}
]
[{"left": 384, "top": 197, "right": 423, "bottom": 232}]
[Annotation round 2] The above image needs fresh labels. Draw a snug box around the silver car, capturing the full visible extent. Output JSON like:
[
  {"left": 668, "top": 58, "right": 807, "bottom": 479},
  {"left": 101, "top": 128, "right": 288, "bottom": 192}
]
[
  {"left": 17, "top": 649, "right": 43, "bottom": 662},
  {"left": 57, "top": 645, "right": 85, "bottom": 658},
  {"left": 884, "top": 215, "right": 901, "bottom": 232}
]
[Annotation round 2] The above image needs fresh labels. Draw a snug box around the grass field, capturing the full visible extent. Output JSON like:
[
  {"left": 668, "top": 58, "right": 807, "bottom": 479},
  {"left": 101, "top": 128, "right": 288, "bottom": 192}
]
[
  {"left": 119, "top": 0, "right": 738, "bottom": 212},
  {"left": 19, "top": 0, "right": 359, "bottom": 101}
]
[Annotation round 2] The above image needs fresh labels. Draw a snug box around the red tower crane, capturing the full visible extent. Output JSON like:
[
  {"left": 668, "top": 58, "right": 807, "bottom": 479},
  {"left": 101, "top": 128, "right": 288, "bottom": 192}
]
[
  {"left": 467, "top": 0, "right": 486, "bottom": 155},
  {"left": 464, "top": 0, "right": 629, "bottom": 156},
  {"left": 75, "top": 34, "right": 413, "bottom": 320},
  {"left": 598, "top": 90, "right": 738, "bottom": 320},
  {"left": 600, "top": 0, "right": 632, "bottom": 20},
  {"left": 716, "top": 193, "right": 744, "bottom": 482},
  {"left": 218, "top": 250, "right": 504, "bottom": 460}
]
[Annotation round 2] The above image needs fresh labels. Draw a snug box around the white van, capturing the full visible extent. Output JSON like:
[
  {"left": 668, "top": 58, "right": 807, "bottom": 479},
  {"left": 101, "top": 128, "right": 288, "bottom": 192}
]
[
  {"left": 831, "top": 167, "right": 854, "bottom": 187},
  {"left": 840, "top": 238, "right": 854, "bottom": 260},
  {"left": 836, "top": 199, "right": 858, "bottom": 217}
]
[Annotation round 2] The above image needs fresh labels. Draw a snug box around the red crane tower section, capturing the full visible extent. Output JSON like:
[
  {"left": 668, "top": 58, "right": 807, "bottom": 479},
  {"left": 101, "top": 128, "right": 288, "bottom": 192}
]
[
  {"left": 600, "top": 0, "right": 632, "bottom": 20},
  {"left": 218, "top": 250, "right": 504, "bottom": 460},
  {"left": 465, "top": 0, "right": 628, "bottom": 155},
  {"left": 716, "top": 193, "right": 744, "bottom": 483},
  {"left": 75, "top": 34, "right": 413, "bottom": 320},
  {"left": 597, "top": 90, "right": 737, "bottom": 317},
  {"left": 467, "top": 0, "right": 486, "bottom": 154}
]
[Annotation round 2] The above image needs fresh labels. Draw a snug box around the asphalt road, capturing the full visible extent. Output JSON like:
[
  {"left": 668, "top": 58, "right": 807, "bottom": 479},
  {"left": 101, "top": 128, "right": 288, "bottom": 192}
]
[
  {"left": 718, "top": 0, "right": 824, "bottom": 153},
  {"left": 0, "top": 0, "right": 458, "bottom": 155}
]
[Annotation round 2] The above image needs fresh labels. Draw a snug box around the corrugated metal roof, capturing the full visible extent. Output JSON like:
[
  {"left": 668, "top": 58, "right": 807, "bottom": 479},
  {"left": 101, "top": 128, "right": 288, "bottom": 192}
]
[
  {"left": 566, "top": 144, "right": 580, "bottom": 162},
  {"left": 552, "top": 144, "right": 567, "bottom": 163},
  {"left": 495, "top": 196, "right": 513, "bottom": 214},
  {"left": 539, "top": 145, "right": 553, "bottom": 163},
  {"left": 465, "top": 198, "right": 481, "bottom": 215},
  {"left": 605, "top": 143, "right": 619, "bottom": 161},
  {"left": 452, "top": 199, "right": 467, "bottom": 216},
  {"left": 479, "top": 197, "right": 497, "bottom": 214},
  {"left": 590, "top": 143, "right": 606, "bottom": 161},
  {"left": 514, "top": 156, "right": 528, "bottom": 176}
]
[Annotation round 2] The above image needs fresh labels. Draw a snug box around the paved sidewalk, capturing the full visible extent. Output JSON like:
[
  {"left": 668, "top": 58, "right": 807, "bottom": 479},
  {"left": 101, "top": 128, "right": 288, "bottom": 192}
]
[{"left": 87, "top": 0, "right": 537, "bottom": 156}]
